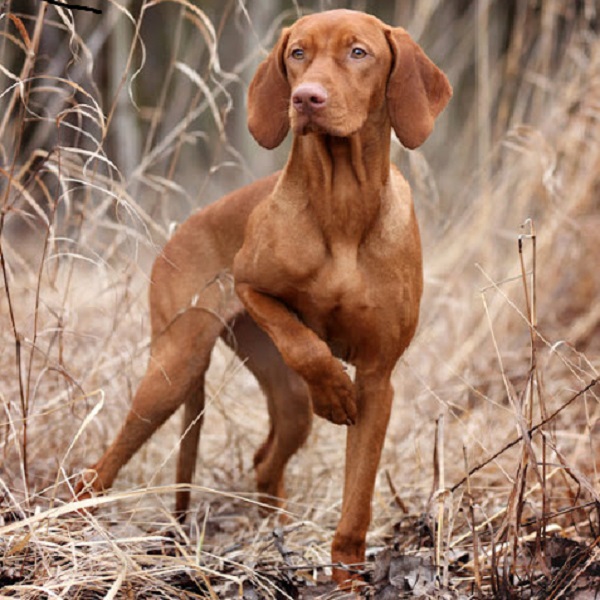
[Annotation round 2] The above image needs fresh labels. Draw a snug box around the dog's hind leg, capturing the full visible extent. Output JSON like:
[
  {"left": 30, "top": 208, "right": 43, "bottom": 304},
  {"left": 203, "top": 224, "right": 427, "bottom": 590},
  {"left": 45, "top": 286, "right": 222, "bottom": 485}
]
[
  {"left": 75, "top": 309, "right": 228, "bottom": 501},
  {"left": 174, "top": 372, "right": 206, "bottom": 520}
]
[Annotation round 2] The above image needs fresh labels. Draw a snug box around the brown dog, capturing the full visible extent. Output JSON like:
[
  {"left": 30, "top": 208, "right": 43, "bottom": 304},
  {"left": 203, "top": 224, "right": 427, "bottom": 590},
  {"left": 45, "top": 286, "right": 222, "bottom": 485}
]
[{"left": 76, "top": 9, "right": 451, "bottom": 585}]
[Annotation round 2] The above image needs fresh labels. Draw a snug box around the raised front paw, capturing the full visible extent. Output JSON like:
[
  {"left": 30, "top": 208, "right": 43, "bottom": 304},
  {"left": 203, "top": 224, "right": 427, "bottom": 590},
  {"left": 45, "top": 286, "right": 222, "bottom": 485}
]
[{"left": 309, "top": 367, "right": 357, "bottom": 425}]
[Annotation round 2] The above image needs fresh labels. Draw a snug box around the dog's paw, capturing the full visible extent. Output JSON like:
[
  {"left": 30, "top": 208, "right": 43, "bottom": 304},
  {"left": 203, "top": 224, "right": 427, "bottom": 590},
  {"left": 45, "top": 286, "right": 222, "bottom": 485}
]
[
  {"left": 310, "top": 368, "right": 357, "bottom": 425},
  {"left": 331, "top": 531, "right": 367, "bottom": 587},
  {"left": 70, "top": 470, "right": 104, "bottom": 515},
  {"left": 73, "top": 469, "right": 102, "bottom": 500}
]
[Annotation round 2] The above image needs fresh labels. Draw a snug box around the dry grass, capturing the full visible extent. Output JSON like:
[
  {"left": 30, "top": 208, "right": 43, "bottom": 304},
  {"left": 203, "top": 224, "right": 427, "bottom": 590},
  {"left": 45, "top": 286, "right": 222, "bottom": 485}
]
[{"left": 1, "top": 0, "right": 599, "bottom": 598}]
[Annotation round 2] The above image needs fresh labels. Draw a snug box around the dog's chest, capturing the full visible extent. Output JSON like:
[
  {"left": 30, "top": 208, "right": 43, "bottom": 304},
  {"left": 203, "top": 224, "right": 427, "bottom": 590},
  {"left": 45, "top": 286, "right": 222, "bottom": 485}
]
[{"left": 287, "top": 244, "right": 381, "bottom": 350}]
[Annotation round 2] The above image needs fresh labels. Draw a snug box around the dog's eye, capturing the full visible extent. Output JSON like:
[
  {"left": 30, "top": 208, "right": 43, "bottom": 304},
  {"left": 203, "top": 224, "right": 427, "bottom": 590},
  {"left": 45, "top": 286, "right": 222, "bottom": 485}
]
[
  {"left": 290, "top": 48, "right": 305, "bottom": 60},
  {"left": 351, "top": 47, "right": 367, "bottom": 59}
]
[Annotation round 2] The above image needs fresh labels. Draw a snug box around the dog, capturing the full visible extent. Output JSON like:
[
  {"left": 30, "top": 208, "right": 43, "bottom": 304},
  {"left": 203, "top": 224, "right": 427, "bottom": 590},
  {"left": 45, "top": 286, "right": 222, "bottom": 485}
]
[{"left": 76, "top": 9, "right": 451, "bottom": 586}]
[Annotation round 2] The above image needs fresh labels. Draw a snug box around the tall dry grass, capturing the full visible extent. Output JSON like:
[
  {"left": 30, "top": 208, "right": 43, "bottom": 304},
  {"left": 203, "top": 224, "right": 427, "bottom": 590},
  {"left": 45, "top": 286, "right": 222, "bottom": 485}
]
[{"left": 0, "top": 0, "right": 598, "bottom": 597}]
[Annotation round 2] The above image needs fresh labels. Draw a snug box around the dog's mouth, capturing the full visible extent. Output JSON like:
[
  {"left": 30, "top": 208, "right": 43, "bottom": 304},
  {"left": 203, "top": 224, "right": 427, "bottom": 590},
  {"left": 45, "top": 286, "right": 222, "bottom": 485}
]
[
  {"left": 293, "top": 114, "right": 329, "bottom": 135},
  {"left": 291, "top": 112, "right": 358, "bottom": 138}
]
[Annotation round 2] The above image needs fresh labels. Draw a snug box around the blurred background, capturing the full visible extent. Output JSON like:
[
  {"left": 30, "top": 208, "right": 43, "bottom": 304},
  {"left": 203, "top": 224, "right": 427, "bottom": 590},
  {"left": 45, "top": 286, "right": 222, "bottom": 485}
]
[{"left": 0, "top": 0, "right": 599, "bottom": 595}]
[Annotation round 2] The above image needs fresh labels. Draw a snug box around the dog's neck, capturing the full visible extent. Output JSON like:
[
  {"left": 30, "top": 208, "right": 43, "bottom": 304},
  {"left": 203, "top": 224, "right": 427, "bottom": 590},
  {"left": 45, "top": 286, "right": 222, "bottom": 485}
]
[{"left": 283, "top": 117, "right": 392, "bottom": 244}]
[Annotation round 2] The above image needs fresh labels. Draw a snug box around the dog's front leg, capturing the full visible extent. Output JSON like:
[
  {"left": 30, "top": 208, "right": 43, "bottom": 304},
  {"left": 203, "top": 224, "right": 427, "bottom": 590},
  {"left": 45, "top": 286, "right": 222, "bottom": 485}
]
[
  {"left": 235, "top": 283, "right": 357, "bottom": 426},
  {"left": 331, "top": 369, "right": 394, "bottom": 585}
]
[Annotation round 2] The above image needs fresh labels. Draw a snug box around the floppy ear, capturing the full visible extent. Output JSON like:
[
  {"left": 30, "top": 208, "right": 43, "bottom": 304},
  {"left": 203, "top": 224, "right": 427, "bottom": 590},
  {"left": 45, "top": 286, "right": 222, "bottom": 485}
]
[
  {"left": 247, "top": 29, "right": 291, "bottom": 149},
  {"left": 385, "top": 28, "right": 452, "bottom": 149}
]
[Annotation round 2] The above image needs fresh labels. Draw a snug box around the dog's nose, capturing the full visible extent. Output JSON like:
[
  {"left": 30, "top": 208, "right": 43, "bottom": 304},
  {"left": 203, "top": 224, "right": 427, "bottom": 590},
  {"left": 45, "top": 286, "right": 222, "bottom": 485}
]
[{"left": 292, "top": 83, "right": 328, "bottom": 113}]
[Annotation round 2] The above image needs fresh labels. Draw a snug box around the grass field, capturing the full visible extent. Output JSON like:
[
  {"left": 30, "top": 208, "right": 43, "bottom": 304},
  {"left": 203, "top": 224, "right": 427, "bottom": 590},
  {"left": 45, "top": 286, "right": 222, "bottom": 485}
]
[{"left": 1, "top": 1, "right": 598, "bottom": 597}]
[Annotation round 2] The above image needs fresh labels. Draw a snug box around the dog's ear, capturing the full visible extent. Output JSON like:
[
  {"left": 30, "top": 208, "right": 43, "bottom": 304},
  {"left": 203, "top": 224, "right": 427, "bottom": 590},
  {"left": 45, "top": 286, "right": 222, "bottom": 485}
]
[
  {"left": 385, "top": 28, "right": 452, "bottom": 149},
  {"left": 247, "top": 29, "right": 291, "bottom": 149}
]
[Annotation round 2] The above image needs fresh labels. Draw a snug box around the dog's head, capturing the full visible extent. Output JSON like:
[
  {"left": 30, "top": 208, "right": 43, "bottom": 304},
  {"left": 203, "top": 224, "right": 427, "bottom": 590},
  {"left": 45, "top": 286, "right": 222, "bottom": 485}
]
[{"left": 247, "top": 9, "right": 452, "bottom": 150}]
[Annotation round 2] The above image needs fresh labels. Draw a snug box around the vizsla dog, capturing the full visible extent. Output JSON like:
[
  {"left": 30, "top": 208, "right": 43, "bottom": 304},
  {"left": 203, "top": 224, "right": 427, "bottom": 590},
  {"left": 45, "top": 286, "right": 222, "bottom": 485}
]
[{"left": 76, "top": 9, "right": 451, "bottom": 585}]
